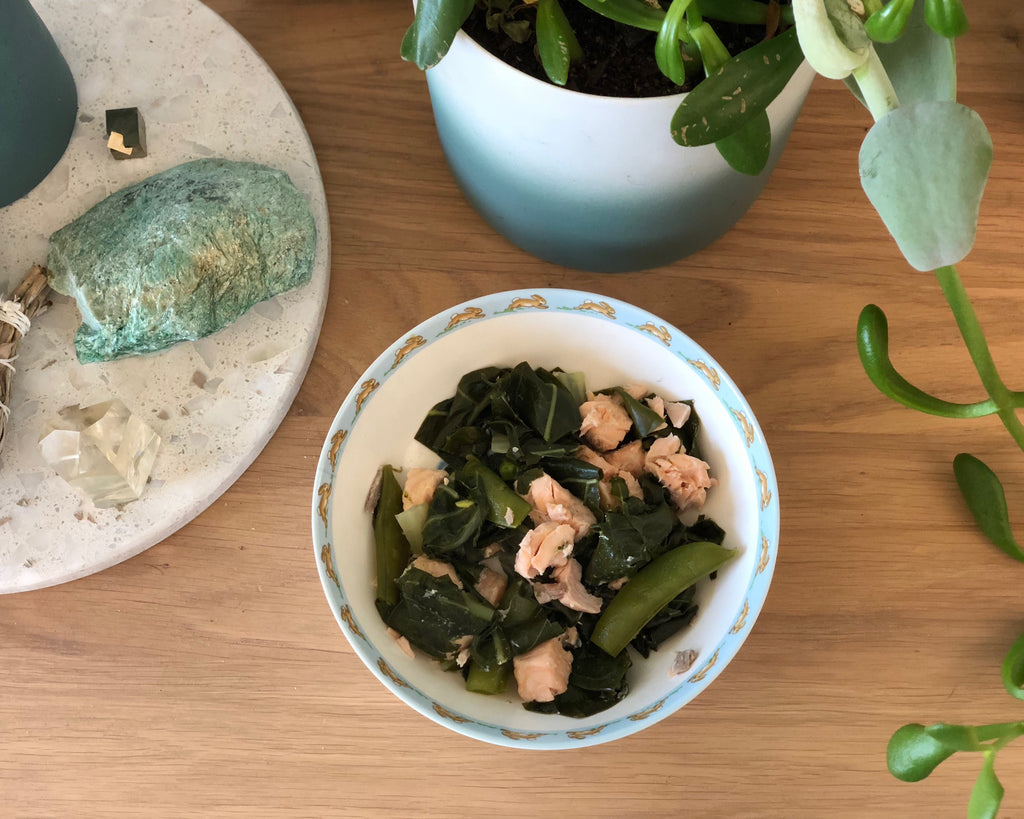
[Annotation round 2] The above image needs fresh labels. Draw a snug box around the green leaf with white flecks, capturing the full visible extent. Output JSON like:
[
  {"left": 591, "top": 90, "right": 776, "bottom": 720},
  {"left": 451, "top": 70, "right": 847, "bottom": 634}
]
[
  {"left": 859, "top": 101, "right": 992, "bottom": 271},
  {"left": 536, "top": 0, "right": 583, "bottom": 86},
  {"left": 671, "top": 27, "right": 803, "bottom": 146},
  {"left": 401, "top": 0, "right": 475, "bottom": 69},
  {"left": 715, "top": 109, "right": 772, "bottom": 175}
]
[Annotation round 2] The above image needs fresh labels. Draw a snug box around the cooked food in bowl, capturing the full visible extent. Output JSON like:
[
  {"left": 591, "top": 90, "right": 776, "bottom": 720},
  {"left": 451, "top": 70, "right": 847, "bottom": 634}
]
[{"left": 368, "top": 361, "right": 735, "bottom": 717}]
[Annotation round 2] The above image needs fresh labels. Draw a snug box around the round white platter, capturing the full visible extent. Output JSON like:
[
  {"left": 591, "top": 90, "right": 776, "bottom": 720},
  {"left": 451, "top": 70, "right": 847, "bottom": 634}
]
[{"left": 0, "top": 0, "right": 331, "bottom": 593}]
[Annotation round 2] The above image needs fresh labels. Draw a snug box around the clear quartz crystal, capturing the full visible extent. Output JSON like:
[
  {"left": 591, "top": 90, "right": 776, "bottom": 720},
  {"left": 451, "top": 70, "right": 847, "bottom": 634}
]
[{"left": 38, "top": 399, "right": 161, "bottom": 507}]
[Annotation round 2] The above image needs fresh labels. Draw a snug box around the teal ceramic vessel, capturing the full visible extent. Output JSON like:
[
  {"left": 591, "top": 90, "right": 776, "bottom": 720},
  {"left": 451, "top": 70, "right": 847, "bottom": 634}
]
[
  {"left": 0, "top": 0, "right": 78, "bottom": 208},
  {"left": 424, "top": 30, "right": 814, "bottom": 273}
]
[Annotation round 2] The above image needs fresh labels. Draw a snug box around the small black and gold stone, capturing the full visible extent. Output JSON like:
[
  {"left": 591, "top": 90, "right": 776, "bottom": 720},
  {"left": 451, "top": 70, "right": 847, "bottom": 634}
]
[{"left": 105, "top": 107, "right": 147, "bottom": 160}]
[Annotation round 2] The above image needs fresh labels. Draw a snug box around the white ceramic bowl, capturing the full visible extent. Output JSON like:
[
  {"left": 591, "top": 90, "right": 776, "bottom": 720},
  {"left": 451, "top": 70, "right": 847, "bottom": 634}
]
[{"left": 312, "top": 289, "right": 779, "bottom": 748}]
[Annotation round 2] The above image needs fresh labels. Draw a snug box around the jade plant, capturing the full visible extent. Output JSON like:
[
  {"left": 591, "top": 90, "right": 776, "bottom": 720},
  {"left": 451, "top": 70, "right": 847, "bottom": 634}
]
[
  {"left": 403, "top": 0, "right": 808, "bottom": 175},
  {"left": 790, "top": 0, "right": 1023, "bottom": 815}
]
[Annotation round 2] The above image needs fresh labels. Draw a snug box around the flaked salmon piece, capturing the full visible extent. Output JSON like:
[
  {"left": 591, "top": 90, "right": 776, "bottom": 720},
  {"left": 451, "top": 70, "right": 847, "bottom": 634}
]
[
  {"left": 513, "top": 636, "right": 573, "bottom": 703},
  {"left": 453, "top": 634, "right": 473, "bottom": 668},
  {"left": 605, "top": 440, "right": 645, "bottom": 477},
  {"left": 387, "top": 627, "right": 415, "bottom": 658},
  {"left": 608, "top": 576, "right": 629, "bottom": 591},
  {"left": 402, "top": 468, "right": 447, "bottom": 510},
  {"left": 474, "top": 565, "right": 507, "bottom": 607},
  {"left": 561, "top": 626, "right": 579, "bottom": 648},
  {"left": 514, "top": 521, "right": 575, "bottom": 579},
  {"left": 624, "top": 383, "right": 649, "bottom": 401},
  {"left": 482, "top": 543, "right": 502, "bottom": 558},
  {"left": 645, "top": 434, "right": 717, "bottom": 512},
  {"left": 412, "top": 554, "right": 463, "bottom": 589},
  {"left": 532, "top": 558, "right": 603, "bottom": 614},
  {"left": 524, "top": 473, "right": 596, "bottom": 541},
  {"left": 646, "top": 433, "right": 684, "bottom": 462},
  {"left": 645, "top": 395, "right": 666, "bottom": 418},
  {"left": 576, "top": 445, "right": 615, "bottom": 478},
  {"left": 579, "top": 393, "right": 633, "bottom": 452},
  {"left": 664, "top": 400, "right": 692, "bottom": 429}
]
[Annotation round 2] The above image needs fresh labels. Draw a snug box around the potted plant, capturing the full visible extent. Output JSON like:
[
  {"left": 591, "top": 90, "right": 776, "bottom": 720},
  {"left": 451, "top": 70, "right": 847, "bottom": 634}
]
[{"left": 403, "top": 0, "right": 816, "bottom": 272}]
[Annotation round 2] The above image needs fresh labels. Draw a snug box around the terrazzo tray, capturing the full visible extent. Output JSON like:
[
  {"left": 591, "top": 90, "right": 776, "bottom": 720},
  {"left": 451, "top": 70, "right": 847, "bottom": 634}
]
[{"left": 0, "top": 0, "right": 330, "bottom": 593}]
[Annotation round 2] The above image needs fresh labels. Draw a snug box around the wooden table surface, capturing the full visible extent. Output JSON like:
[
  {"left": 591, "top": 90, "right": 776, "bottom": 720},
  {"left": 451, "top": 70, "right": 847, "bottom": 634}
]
[{"left": 5, "top": 1, "right": 1024, "bottom": 816}]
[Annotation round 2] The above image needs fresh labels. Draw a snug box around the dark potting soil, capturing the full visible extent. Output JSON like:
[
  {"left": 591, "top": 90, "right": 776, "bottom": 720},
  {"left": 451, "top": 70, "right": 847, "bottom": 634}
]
[{"left": 462, "top": 1, "right": 771, "bottom": 98}]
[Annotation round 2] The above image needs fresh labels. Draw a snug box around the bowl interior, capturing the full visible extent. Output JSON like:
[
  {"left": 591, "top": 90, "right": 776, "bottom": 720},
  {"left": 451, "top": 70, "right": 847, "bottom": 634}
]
[{"left": 313, "top": 291, "right": 777, "bottom": 748}]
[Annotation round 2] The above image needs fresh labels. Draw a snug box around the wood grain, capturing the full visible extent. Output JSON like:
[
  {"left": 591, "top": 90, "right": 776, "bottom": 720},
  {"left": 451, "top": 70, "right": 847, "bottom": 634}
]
[{"left": 3, "top": 1, "right": 1024, "bottom": 816}]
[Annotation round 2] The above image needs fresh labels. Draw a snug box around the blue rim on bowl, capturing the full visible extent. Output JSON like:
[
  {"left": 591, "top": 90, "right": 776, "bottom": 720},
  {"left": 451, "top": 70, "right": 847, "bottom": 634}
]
[{"left": 311, "top": 288, "right": 780, "bottom": 749}]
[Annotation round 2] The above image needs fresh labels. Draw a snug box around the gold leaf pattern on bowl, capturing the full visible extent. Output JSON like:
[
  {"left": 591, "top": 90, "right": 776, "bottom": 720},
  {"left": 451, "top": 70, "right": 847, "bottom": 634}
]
[
  {"left": 320, "top": 542, "right": 339, "bottom": 586},
  {"left": 756, "top": 468, "right": 772, "bottom": 510},
  {"left": 730, "top": 599, "right": 750, "bottom": 634},
  {"left": 572, "top": 300, "right": 616, "bottom": 319},
  {"left": 442, "top": 306, "right": 485, "bottom": 332},
  {"left": 689, "top": 649, "right": 720, "bottom": 683},
  {"left": 628, "top": 698, "right": 667, "bottom": 721},
  {"left": 433, "top": 703, "right": 473, "bottom": 724},
  {"left": 506, "top": 293, "right": 548, "bottom": 311},
  {"left": 339, "top": 605, "right": 364, "bottom": 640},
  {"left": 687, "top": 358, "right": 721, "bottom": 389},
  {"left": 731, "top": 408, "right": 755, "bottom": 446},
  {"left": 501, "top": 729, "right": 543, "bottom": 741},
  {"left": 377, "top": 657, "right": 409, "bottom": 688},
  {"left": 388, "top": 335, "right": 426, "bottom": 372}
]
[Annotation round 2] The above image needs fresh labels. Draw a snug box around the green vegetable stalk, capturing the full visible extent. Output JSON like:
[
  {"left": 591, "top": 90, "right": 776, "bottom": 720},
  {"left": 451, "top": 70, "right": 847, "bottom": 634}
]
[
  {"left": 591, "top": 540, "right": 735, "bottom": 657},
  {"left": 373, "top": 465, "right": 411, "bottom": 607}
]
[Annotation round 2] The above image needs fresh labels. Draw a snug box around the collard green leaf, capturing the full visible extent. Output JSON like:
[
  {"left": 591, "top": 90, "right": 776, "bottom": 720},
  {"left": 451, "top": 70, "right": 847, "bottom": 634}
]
[
  {"left": 509, "top": 362, "right": 581, "bottom": 443},
  {"left": 536, "top": 0, "right": 583, "bottom": 87},
  {"left": 671, "top": 27, "right": 803, "bottom": 147},
  {"left": 374, "top": 465, "right": 411, "bottom": 607},
  {"left": 540, "top": 457, "right": 604, "bottom": 511},
  {"left": 422, "top": 482, "right": 486, "bottom": 557},
  {"left": 630, "top": 585, "right": 698, "bottom": 657},
  {"left": 610, "top": 387, "right": 667, "bottom": 438},
  {"left": 952, "top": 453, "right": 1024, "bottom": 563},
  {"left": 859, "top": 101, "right": 992, "bottom": 271},
  {"left": 401, "top": 0, "right": 475, "bottom": 69},
  {"left": 586, "top": 504, "right": 678, "bottom": 585},
  {"left": 1001, "top": 630, "right": 1024, "bottom": 701},
  {"left": 967, "top": 753, "right": 1003, "bottom": 819},
  {"left": 887, "top": 723, "right": 956, "bottom": 782}
]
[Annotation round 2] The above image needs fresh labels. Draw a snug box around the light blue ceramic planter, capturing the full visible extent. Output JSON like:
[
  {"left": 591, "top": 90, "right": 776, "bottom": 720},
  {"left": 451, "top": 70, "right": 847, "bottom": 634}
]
[
  {"left": 425, "top": 30, "right": 815, "bottom": 273},
  {"left": 0, "top": 0, "right": 78, "bottom": 208}
]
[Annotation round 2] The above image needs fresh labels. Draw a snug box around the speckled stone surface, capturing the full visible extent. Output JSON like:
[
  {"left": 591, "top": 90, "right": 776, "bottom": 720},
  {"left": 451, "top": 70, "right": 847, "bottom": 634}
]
[{"left": 0, "top": 0, "right": 331, "bottom": 593}]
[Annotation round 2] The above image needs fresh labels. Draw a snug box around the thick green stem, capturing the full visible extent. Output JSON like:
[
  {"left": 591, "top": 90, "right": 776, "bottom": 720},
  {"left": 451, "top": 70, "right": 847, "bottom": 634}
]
[
  {"left": 935, "top": 265, "right": 1024, "bottom": 453},
  {"left": 851, "top": 46, "right": 900, "bottom": 121}
]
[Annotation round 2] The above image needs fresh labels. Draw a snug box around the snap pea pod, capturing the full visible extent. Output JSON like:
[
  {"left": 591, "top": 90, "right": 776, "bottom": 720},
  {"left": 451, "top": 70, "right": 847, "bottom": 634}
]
[
  {"left": 591, "top": 540, "right": 736, "bottom": 657},
  {"left": 374, "top": 465, "right": 411, "bottom": 607},
  {"left": 466, "top": 660, "right": 511, "bottom": 695}
]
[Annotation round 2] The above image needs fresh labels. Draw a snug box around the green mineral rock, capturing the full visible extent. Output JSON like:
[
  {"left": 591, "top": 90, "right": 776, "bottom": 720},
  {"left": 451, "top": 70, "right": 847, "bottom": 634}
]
[{"left": 47, "top": 158, "right": 316, "bottom": 363}]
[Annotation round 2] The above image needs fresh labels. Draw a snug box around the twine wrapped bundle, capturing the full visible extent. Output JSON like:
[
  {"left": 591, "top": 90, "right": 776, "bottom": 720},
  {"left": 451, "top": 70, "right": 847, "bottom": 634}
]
[{"left": 0, "top": 265, "right": 51, "bottom": 455}]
